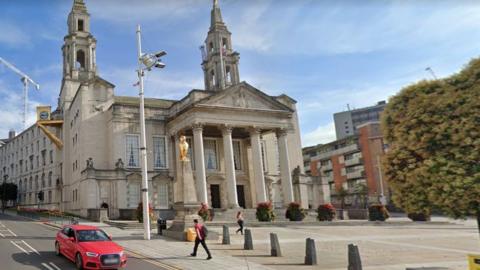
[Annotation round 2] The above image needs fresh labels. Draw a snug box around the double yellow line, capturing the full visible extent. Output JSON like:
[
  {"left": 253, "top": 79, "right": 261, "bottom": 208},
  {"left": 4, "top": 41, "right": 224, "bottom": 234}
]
[{"left": 125, "top": 249, "right": 182, "bottom": 270}]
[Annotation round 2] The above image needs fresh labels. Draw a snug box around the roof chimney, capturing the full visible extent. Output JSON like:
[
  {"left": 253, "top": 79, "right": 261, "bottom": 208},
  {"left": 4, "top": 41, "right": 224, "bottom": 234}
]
[{"left": 8, "top": 129, "right": 15, "bottom": 139}]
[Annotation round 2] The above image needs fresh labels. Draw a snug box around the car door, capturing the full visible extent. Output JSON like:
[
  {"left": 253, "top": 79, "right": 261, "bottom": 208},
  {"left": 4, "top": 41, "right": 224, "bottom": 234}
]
[{"left": 63, "top": 227, "right": 76, "bottom": 260}]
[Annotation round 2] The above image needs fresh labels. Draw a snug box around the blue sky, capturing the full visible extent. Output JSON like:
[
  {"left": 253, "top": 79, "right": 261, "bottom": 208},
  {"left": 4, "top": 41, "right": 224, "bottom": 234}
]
[{"left": 1, "top": 0, "right": 480, "bottom": 146}]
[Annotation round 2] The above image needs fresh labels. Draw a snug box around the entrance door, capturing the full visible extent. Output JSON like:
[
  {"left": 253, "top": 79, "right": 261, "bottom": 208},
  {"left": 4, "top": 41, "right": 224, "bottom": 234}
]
[
  {"left": 236, "top": 185, "right": 246, "bottom": 208},
  {"left": 210, "top": 185, "right": 221, "bottom": 209}
]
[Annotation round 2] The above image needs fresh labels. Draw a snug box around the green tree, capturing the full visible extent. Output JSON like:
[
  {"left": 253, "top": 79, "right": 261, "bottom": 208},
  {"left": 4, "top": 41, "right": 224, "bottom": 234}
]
[{"left": 381, "top": 58, "right": 480, "bottom": 236}]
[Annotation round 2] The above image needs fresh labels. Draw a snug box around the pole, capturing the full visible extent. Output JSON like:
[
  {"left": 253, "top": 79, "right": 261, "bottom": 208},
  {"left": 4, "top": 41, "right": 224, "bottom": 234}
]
[
  {"left": 136, "top": 24, "right": 151, "bottom": 240},
  {"left": 376, "top": 155, "right": 386, "bottom": 205},
  {"left": 23, "top": 78, "right": 28, "bottom": 129}
]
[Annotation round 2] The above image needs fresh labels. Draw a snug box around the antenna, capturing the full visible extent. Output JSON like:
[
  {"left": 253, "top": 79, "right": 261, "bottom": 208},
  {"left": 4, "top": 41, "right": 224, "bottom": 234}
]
[
  {"left": 425, "top": 67, "right": 437, "bottom": 80},
  {"left": 0, "top": 57, "right": 40, "bottom": 129}
]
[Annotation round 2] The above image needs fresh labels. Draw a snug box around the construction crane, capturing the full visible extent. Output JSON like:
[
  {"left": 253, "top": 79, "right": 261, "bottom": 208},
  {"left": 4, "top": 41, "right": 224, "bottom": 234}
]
[{"left": 0, "top": 57, "right": 40, "bottom": 129}]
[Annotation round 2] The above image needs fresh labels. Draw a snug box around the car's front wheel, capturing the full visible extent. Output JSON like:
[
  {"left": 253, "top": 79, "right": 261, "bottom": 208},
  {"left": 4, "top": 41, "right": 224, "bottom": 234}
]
[
  {"left": 54, "top": 242, "right": 61, "bottom": 256},
  {"left": 75, "top": 253, "right": 83, "bottom": 270}
]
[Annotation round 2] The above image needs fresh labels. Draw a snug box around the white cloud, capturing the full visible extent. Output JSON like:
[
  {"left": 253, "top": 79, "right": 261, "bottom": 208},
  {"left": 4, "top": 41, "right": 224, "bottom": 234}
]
[
  {"left": 101, "top": 67, "right": 204, "bottom": 100},
  {"left": 0, "top": 82, "right": 40, "bottom": 138},
  {"left": 302, "top": 122, "right": 336, "bottom": 147},
  {"left": 0, "top": 20, "right": 30, "bottom": 47},
  {"left": 87, "top": 0, "right": 202, "bottom": 25},
  {"left": 224, "top": 1, "right": 480, "bottom": 55}
]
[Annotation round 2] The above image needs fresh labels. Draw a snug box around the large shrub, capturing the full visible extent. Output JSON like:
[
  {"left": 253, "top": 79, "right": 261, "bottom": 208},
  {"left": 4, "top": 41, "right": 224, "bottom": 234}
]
[
  {"left": 317, "top": 203, "right": 336, "bottom": 221},
  {"left": 256, "top": 201, "right": 275, "bottom": 222},
  {"left": 136, "top": 202, "right": 154, "bottom": 223},
  {"left": 381, "top": 58, "right": 480, "bottom": 234},
  {"left": 368, "top": 204, "right": 390, "bottom": 221},
  {"left": 198, "top": 203, "right": 211, "bottom": 221},
  {"left": 285, "top": 202, "right": 307, "bottom": 221}
]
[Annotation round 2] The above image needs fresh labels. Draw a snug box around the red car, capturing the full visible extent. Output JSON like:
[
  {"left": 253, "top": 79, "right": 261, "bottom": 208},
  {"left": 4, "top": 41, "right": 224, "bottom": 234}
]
[{"left": 55, "top": 225, "right": 127, "bottom": 269}]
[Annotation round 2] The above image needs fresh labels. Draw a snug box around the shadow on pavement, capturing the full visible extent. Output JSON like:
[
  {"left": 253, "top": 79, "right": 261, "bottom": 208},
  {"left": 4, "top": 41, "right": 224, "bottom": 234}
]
[
  {"left": 12, "top": 251, "right": 75, "bottom": 270},
  {"left": 232, "top": 254, "right": 272, "bottom": 258}
]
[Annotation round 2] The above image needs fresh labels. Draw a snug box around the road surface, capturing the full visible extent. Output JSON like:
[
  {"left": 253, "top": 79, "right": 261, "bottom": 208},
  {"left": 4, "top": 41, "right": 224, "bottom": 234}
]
[{"left": 0, "top": 213, "right": 169, "bottom": 270}]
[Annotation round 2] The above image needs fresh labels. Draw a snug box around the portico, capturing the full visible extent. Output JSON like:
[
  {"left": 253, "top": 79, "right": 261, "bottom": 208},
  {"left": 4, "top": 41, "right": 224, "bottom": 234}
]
[{"left": 166, "top": 83, "right": 298, "bottom": 209}]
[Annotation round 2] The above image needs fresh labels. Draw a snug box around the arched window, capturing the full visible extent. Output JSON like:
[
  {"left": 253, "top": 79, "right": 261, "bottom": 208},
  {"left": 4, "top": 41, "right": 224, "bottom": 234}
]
[
  {"left": 41, "top": 173, "right": 45, "bottom": 188},
  {"left": 48, "top": 172, "right": 52, "bottom": 187},
  {"left": 19, "top": 180, "right": 22, "bottom": 192},
  {"left": 225, "top": 66, "right": 232, "bottom": 84},
  {"left": 209, "top": 42, "right": 214, "bottom": 53},
  {"left": 76, "top": 50, "right": 86, "bottom": 69},
  {"left": 78, "top": 19, "right": 84, "bottom": 31},
  {"left": 35, "top": 175, "right": 39, "bottom": 190},
  {"left": 210, "top": 70, "right": 216, "bottom": 87}
]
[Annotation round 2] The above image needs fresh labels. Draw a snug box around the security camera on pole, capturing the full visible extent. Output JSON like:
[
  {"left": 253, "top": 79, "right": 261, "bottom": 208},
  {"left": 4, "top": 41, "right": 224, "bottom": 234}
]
[{"left": 135, "top": 24, "right": 166, "bottom": 240}]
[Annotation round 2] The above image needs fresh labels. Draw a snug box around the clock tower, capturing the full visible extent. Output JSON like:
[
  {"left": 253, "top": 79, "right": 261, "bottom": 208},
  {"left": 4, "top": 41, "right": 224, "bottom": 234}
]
[{"left": 201, "top": 0, "right": 240, "bottom": 91}]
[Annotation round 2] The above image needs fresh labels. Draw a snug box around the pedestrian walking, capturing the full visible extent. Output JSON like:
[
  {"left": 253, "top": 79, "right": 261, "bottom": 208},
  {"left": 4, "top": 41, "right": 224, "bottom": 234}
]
[
  {"left": 235, "top": 211, "right": 244, "bottom": 235},
  {"left": 190, "top": 219, "right": 212, "bottom": 260}
]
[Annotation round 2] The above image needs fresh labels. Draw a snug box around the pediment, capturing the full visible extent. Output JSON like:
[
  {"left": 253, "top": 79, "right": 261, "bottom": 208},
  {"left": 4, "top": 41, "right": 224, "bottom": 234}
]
[{"left": 196, "top": 83, "right": 293, "bottom": 112}]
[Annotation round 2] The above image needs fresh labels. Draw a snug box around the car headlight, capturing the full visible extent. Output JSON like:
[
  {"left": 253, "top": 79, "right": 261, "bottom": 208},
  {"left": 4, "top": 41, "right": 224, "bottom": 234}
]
[{"left": 85, "top": 252, "right": 99, "bottom": 257}]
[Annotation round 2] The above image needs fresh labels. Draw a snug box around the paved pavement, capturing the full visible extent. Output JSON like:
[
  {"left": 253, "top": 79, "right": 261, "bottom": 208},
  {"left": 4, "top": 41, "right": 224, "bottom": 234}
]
[
  {"left": 104, "top": 217, "right": 479, "bottom": 270},
  {"left": 0, "top": 212, "right": 170, "bottom": 270},
  {"left": 10, "top": 209, "right": 478, "bottom": 270}
]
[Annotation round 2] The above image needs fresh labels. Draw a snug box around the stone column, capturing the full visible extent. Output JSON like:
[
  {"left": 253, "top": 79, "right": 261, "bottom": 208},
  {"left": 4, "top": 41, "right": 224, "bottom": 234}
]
[
  {"left": 277, "top": 129, "right": 294, "bottom": 206},
  {"left": 250, "top": 128, "right": 267, "bottom": 202},
  {"left": 222, "top": 125, "right": 239, "bottom": 208},
  {"left": 193, "top": 124, "right": 208, "bottom": 204}
]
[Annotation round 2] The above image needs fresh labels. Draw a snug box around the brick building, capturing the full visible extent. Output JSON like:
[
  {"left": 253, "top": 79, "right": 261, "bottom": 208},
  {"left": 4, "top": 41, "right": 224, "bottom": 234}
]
[{"left": 303, "top": 122, "right": 389, "bottom": 208}]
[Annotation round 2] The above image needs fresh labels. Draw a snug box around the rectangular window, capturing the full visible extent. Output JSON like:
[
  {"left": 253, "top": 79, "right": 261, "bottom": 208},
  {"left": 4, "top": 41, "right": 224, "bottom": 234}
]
[
  {"left": 158, "top": 183, "right": 169, "bottom": 209},
  {"left": 78, "top": 19, "right": 84, "bottom": 31},
  {"left": 127, "top": 182, "right": 140, "bottom": 208},
  {"left": 204, "top": 139, "right": 218, "bottom": 171},
  {"left": 48, "top": 190, "right": 52, "bottom": 203},
  {"left": 49, "top": 150, "right": 53, "bottom": 164},
  {"left": 153, "top": 136, "right": 167, "bottom": 169},
  {"left": 233, "top": 140, "right": 242, "bottom": 170},
  {"left": 125, "top": 135, "right": 140, "bottom": 168}
]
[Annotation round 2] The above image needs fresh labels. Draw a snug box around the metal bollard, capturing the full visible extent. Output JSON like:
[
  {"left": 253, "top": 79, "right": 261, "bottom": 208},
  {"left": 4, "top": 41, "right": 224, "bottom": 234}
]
[
  {"left": 244, "top": 229, "right": 253, "bottom": 250},
  {"left": 304, "top": 238, "right": 317, "bottom": 265},
  {"left": 270, "top": 233, "right": 282, "bottom": 257},
  {"left": 222, "top": 225, "right": 230, "bottom": 245},
  {"left": 348, "top": 244, "right": 362, "bottom": 270}
]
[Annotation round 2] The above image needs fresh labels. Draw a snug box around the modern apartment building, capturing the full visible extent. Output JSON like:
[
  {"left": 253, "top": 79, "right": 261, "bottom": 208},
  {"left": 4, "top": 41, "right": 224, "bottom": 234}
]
[
  {"left": 303, "top": 122, "right": 389, "bottom": 208},
  {"left": 334, "top": 101, "right": 387, "bottom": 140}
]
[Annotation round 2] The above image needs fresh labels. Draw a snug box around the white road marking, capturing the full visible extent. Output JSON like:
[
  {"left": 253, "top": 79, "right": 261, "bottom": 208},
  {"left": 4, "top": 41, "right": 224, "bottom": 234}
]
[
  {"left": 7, "top": 229, "right": 17, "bottom": 237},
  {"left": 41, "top": 262, "right": 54, "bottom": 270},
  {"left": 49, "top": 262, "right": 61, "bottom": 270},
  {"left": 0, "top": 232, "right": 4, "bottom": 238},
  {"left": 21, "top": 240, "right": 40, "bottom": 255},
  {"left": 10, "top": 241, "right": 29, "bottom": 254}
]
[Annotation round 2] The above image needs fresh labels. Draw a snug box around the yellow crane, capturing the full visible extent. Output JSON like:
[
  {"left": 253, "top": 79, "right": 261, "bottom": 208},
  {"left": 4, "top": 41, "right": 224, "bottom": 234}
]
[{"left": 36, "top": 106, "right": 63, "bottom": 149}]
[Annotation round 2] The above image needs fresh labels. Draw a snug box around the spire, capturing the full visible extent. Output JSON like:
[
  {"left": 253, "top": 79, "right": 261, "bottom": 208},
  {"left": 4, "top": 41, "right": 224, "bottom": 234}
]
[
  {"left": 202, "top": 0, "right": 240, "bottom": 91},
  {"left": 72, "top": 0, "right": 88, "bottom": 13},
  {"left": 211, "top": 0, "right": 224, "bottom": 29}
]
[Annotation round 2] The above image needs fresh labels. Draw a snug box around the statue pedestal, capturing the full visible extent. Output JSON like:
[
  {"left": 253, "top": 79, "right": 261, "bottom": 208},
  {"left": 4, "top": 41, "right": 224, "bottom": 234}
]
[{"left": 164, "top": 160, "right": 201, "bottom": 241}]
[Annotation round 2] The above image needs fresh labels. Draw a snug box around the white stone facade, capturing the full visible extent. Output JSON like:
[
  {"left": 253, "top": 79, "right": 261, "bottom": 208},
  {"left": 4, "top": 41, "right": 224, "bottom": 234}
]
[{"left": 0, "top": 0, "right": 329, "bottom": 219}]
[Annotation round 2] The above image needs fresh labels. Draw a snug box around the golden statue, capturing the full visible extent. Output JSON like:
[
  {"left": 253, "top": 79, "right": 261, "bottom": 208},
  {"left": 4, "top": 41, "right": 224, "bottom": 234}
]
[{"left": 179, "top": 135, "right": 189, "bottom": 161}]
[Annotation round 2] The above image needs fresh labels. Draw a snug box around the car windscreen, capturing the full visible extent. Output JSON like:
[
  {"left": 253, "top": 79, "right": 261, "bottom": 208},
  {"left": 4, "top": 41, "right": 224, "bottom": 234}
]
[{"left": 77, "top": 230, "right": 110, "bottom": 242}]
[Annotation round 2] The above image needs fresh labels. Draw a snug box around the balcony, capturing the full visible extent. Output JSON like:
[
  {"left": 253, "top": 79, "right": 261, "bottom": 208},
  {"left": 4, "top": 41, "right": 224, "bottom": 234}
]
[
  {"left": 345, "top": 157, "right": 362, "bottom": 167},
  {"left": 320, "top": 163, "right": 332, "bottom": 171},
  {"left": 346, "top": 169, "right": 365, "bottom": 179},
  {"left": 322, "top": 174, "right": 333, "bottom": 183}
]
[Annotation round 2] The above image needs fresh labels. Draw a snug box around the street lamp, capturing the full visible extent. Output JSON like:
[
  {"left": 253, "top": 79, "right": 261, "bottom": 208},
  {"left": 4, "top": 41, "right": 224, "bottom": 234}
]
[{"left": 136, "top": 25, "right": 166, "bottom": 240}]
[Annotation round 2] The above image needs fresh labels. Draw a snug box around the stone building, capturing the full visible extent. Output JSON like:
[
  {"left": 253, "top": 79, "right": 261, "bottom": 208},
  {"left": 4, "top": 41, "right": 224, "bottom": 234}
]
[{"left": 0, "top": 0, "right": 328, "bottom": 219}]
